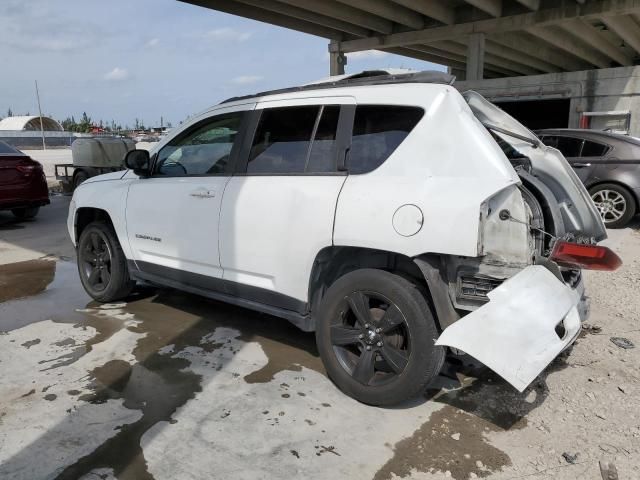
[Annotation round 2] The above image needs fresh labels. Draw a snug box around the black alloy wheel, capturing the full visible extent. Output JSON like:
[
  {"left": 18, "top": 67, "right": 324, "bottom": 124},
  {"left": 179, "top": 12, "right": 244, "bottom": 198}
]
[
  {"left": 331, "top": 290, "right": 411, "bottom": 386},
  {"left": 79, "top": 229, "right": 113, "bottom": 292},
  {"left": 316, "top": 269, "right": 444, "bottom": 406}
]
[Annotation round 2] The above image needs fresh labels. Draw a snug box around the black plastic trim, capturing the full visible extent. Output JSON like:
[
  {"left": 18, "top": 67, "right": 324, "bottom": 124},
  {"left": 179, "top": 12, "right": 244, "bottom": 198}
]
[
  {"left": 413, "top": 255, "right": 460, "bottom": 330},
  {"left": 128, "top": 260, "right": 315, "bottom": 331}
]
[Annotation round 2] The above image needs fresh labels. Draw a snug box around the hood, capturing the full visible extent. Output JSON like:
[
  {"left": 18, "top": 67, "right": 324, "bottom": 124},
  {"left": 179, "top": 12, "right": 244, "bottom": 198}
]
[
  {"left": 82, "top": 170, "right": 128, "bottom": 185},
  {"left": 463, "top": 90, "right": 607, "bottom": 242}
]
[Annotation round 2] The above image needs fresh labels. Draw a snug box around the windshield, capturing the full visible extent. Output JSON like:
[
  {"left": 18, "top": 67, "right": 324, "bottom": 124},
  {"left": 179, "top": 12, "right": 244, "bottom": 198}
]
[{"left": 463, "top": 90, "right": 540, "bottom": 145}]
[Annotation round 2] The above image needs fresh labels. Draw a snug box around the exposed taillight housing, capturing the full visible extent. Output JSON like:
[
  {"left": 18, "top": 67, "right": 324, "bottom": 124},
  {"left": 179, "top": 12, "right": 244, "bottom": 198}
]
[{"left": 550, "top": 241, "right": 622, "bottom": 271}]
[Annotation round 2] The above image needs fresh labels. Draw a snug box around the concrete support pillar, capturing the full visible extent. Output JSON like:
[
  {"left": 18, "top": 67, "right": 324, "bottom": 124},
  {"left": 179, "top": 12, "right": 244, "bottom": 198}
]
[
  {"left": 329, "top": 45, "right": 347, "bottom": 76},
  {"left": 466, "top": 32, "right": 485, "bottom": 81}
]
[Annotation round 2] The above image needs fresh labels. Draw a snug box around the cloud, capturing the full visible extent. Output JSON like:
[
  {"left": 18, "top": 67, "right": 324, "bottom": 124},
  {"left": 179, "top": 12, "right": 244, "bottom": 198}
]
[
  {"left": 145, "top": 38, "right": 160, "bottom": 48},
  {"left": 202, "top": 27, "right": 251, "bottom": 42},
  {"left": 104, "top": 67, "right": 130, "bottom": 81},
  {"left": 231, "top": 75, "right": 264, "bottom": 85}
]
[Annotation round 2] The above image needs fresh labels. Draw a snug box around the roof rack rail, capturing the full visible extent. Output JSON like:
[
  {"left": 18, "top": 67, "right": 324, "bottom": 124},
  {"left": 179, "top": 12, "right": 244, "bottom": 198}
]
[{"left": 221, "top": 70, "right": 455, "bottom": 104}]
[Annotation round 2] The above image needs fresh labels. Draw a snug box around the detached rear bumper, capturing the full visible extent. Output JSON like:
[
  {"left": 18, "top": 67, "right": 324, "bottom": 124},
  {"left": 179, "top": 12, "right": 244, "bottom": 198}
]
[{"left": 436, "top": 265, "right": 583, "bottom": 392}]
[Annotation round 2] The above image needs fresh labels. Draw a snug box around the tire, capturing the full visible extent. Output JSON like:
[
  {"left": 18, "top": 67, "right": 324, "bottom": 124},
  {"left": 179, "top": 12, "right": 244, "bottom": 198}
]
[
  {"left": 77, "top": 221, "right": 135, "bottom": 302},
  {"left": 12, "top": 206, "right": 40, "bottom": 219},
  {"left": 589, "top": 183, "right": 635, "bottom": 229},
  {"left": 315, "top": 269, "right": 444, "bottom": 406},
  {"left": 73, "top": 170, "right": 89, "bottom": 190}
]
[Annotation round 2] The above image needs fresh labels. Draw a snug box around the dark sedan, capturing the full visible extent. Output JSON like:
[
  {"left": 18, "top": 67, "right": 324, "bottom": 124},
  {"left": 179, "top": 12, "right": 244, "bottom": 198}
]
[
  {"left": 537, "top": 129, "right": 640, "bottom": 228},
  {"left": 0, "top": 141, "right": 49, "bottom": 219}
]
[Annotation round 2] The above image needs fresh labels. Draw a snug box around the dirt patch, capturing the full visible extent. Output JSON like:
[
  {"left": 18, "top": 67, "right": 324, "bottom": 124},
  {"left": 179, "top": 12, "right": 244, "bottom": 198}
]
[
  {"left": 375, "top": 404, "right": 511, "bottom": 480},
  {"left": 0, "top": 258, "right": 55, "bottom": 303}
]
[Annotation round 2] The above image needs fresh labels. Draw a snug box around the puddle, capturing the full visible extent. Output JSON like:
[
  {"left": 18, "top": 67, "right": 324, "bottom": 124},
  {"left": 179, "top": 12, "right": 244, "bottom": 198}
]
[
  {"left": 0, "top": 259, "right": 91, "bottom": 330},
  {"left": 2, "top": 257, "right": 328, "bottom": 477},
  {"left": 0, "top": 258, "right": 56, "bottom": 303}
]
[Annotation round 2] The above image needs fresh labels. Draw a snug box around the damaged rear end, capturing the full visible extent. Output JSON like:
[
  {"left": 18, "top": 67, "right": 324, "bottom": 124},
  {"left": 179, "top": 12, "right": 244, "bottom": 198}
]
[{"left": 435, "top": 91, "right": 621, "bottom": 392}]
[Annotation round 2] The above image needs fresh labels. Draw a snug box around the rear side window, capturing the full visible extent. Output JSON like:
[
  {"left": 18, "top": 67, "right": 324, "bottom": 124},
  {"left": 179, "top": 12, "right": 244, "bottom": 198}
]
[
  {"left": 581, "top": 140, "right": 609, "bottom": 157},
  {"left": 555, "top": 136, "right": 584, "bottom": 157},
  {"left": 348, "top": 106, "right": 424, "bottom": 174},
  {"left": 0, "top": 141, "right": 21, "bottom": 155}
]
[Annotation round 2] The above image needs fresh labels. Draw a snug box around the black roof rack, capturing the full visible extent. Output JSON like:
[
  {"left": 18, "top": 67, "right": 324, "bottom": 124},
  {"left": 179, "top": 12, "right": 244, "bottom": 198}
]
[{"left": 221, "top": 70, "right": 455, "bottom": 104}]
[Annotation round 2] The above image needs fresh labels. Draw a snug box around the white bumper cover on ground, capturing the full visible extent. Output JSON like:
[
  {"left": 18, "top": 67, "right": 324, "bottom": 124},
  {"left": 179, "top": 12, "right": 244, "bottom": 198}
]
[{"left": 436, "top": 265, "right": 582, "bottom": 392}]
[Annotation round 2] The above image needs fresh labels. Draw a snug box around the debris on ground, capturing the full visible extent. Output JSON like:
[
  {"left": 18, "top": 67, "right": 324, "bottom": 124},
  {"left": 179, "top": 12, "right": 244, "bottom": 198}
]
[
  {"left": 582, "top": 323, "right": 603, "bottom": 335},
  {"left": 600, "top": 460, "right": 619, "bottom": 480},
  {"left": 610, "top": 337, "right": 635, "bottom": 349},
  {"left": 561, "top": 452, "right": 579, "bottom": 464}
]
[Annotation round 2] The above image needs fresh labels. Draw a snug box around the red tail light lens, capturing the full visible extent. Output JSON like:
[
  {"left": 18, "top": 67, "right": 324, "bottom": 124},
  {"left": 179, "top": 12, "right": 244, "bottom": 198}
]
[
  {"left": 15, "top": 161, "right": 42, "bottom": 174},
  {"left": 550, "top": 241, "right": 622, "bottom": 271}
]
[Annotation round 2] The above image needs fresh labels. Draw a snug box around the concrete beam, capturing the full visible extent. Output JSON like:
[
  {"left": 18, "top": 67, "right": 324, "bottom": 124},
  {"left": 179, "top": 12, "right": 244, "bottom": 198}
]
[
  {"left": 433, "top": 40, "right": 539, "bottom": 75},
  {"left": 329, "top": 49, "right": 347, "bottom": 75},
  {"left": 527, "top": 25, "right": 612, "bottom": 68},
  {"left": 562, "top": 18, "right": 633, "bottom": 65},
  {"left": 466, "top": 33, "right": 485, "bottom": 79},
  {"left": 483, "top": 39, "right": 560, "bottom": 72},
  {"left": 489, "top": 31, "right": 590, "bottom": 71},
  {"left": 465, "top": 0, "right": 502, "bottom": 17},
  {"left": 332, "top": 0, "right": 640, "bottom": 53},
  {"left": 183, "top": 0, "right": 346, "bottom": 40},
  {"left": 235, "top": 0, "right": 371, "bottom": 37},
  {"left": 276, "top": 0, "right": 393, "bottom": 34},
  {"left": 390, "top": 0, "right": 455, "bottom": 25},
  {"left": 514, "top": 0, "right": 540, "bottom": 10},
  {"left": 333, "top": 0, "right": 425, "bottom": 30},
  {"left": 601, "top": 14, "right": 640, "bottom": 55}
]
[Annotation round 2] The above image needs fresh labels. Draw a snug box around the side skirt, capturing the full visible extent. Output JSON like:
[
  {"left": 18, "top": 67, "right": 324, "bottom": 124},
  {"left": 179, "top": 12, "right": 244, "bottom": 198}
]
[{"left": 128, "top": 261, "right": 315, "bottom": 332}]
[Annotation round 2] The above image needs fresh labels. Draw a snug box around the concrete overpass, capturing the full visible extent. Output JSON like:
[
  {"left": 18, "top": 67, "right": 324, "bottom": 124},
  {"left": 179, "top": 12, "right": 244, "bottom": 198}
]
[
  {"left": 179, "top": 0, "right": 640, "bottom": 135},
  {"left": 181, "top": 0, "right": 640, "bottom": 79}
]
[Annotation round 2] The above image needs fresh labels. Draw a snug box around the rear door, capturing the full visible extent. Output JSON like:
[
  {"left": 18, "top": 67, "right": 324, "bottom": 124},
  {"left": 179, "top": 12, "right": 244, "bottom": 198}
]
[
  {"left": 218, "top": 97, "right": 353, "bottom": 308},
  {"left": 126, "top": 105, "right": 251, "bottom": 281}
]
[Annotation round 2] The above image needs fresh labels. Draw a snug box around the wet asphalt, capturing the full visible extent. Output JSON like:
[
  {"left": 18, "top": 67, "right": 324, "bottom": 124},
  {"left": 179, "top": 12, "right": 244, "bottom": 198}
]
[{"left": 0, "top": 197, "right": 599, "bottom": 480}]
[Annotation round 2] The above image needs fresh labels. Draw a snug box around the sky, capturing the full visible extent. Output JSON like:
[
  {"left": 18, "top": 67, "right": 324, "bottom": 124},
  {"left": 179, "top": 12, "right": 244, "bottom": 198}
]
[{"left": 0, "top": 0, "right": 444, "bottom": 129}]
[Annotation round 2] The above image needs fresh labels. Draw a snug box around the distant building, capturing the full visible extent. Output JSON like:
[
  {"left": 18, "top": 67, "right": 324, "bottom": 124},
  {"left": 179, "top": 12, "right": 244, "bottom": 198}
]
[{"left": 0, "top": 115, "right": 63, "bottom": 131}]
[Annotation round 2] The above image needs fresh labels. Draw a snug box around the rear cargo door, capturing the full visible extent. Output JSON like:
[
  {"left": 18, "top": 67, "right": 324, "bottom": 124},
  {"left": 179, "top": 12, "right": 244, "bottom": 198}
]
[{"left": 464, "top": 91, "right": 607, "bottom": 241}]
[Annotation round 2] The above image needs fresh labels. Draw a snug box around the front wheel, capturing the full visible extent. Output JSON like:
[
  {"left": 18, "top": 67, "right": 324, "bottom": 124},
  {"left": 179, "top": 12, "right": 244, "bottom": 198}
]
[
  {"left": 316, "top": 269, "right": 444, "bottom": 406},
  {"left": 77, "top": 221, "right": 135, "bottom": 302},
  {"left": 590, "top": 183, "right": 635, "bottom": 229}
]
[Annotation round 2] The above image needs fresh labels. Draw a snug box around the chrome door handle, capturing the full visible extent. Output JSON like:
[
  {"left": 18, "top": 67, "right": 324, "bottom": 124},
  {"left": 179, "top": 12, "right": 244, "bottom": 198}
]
[
  {"left": 573, "top": 162, "right": 591, "bottom": 168},
  {"left": 189, "top": 189, "right": 216, "bottom": 198}
]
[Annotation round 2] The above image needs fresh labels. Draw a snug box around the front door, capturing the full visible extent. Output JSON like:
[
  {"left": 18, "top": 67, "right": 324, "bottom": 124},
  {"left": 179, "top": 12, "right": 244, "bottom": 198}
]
[{"left": 126, "top": 107, "right": 249, "bottom": 281}]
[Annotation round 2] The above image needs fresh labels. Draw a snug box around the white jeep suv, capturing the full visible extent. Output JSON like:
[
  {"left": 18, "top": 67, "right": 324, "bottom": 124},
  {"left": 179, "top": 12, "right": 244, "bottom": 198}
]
[{"left": 68, "top": 71, "right": 620, "bottom": 406}]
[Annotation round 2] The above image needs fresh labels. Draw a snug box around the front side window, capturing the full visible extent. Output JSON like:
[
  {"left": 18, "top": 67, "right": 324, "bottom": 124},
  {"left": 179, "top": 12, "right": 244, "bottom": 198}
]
[
  {"left": 155, "top": 112, "right": 243, "bottom": 176},
  {"left": 348, "top": 105, "right": 424, "bottom": 174}
]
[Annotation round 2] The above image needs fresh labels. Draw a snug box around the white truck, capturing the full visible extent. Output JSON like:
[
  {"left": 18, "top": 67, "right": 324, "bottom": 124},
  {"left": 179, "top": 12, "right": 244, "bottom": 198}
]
[{"left": 67, "top": 71, "right": 620, "bottom": 405}]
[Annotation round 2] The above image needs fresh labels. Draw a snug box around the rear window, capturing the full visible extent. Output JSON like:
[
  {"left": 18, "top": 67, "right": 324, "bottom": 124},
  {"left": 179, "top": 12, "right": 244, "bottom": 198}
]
[
  {"left": 581, "top": 140, "right": 609, "bottom": 157},
  {"left": 0, "top": 141, "right": 22, "bottom": 155},
  {"left": 348, "top": 105, "right": 424, "bottom": 174}
]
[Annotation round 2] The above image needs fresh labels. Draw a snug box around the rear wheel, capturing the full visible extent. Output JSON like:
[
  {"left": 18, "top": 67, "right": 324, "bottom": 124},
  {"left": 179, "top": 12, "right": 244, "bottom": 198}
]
[
  {"left": 12, "top": 207, "right": 40, "bottom": 219},
  {"left": 316, "top": 269, "right": 444, "bottom": 406},
  {"left": 589, "top": 183, "right": 635, "bottom": 229},
  {"left": 77, "top": 221, "right": 135, "bottom": 302},
  {"left": 73, "top": 170, "right": 89, "bottom": 190}
]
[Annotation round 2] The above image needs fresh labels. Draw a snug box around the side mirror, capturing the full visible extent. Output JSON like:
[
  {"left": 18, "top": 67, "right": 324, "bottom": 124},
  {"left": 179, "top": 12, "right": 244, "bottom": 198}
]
[{"left": 124, "top": 149, "right": 150, "bottom": 176}]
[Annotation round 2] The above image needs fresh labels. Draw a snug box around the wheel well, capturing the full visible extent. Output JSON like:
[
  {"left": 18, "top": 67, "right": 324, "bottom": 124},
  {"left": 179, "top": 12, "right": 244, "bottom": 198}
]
[
  {"left": 75, "top": 207, "right": 114, "bottom": 243},
  {"left": 587, "top": 181, "right": 638, "bottom": 214},
  {"left": 308, "top": 246, "right": 428, "bottom": 314}
]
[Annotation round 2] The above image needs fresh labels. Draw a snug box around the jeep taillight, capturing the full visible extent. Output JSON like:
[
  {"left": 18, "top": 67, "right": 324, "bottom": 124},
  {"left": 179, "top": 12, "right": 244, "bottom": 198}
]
[{"left": 550, "top": 241, "right": 622, "bottom": 271}]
